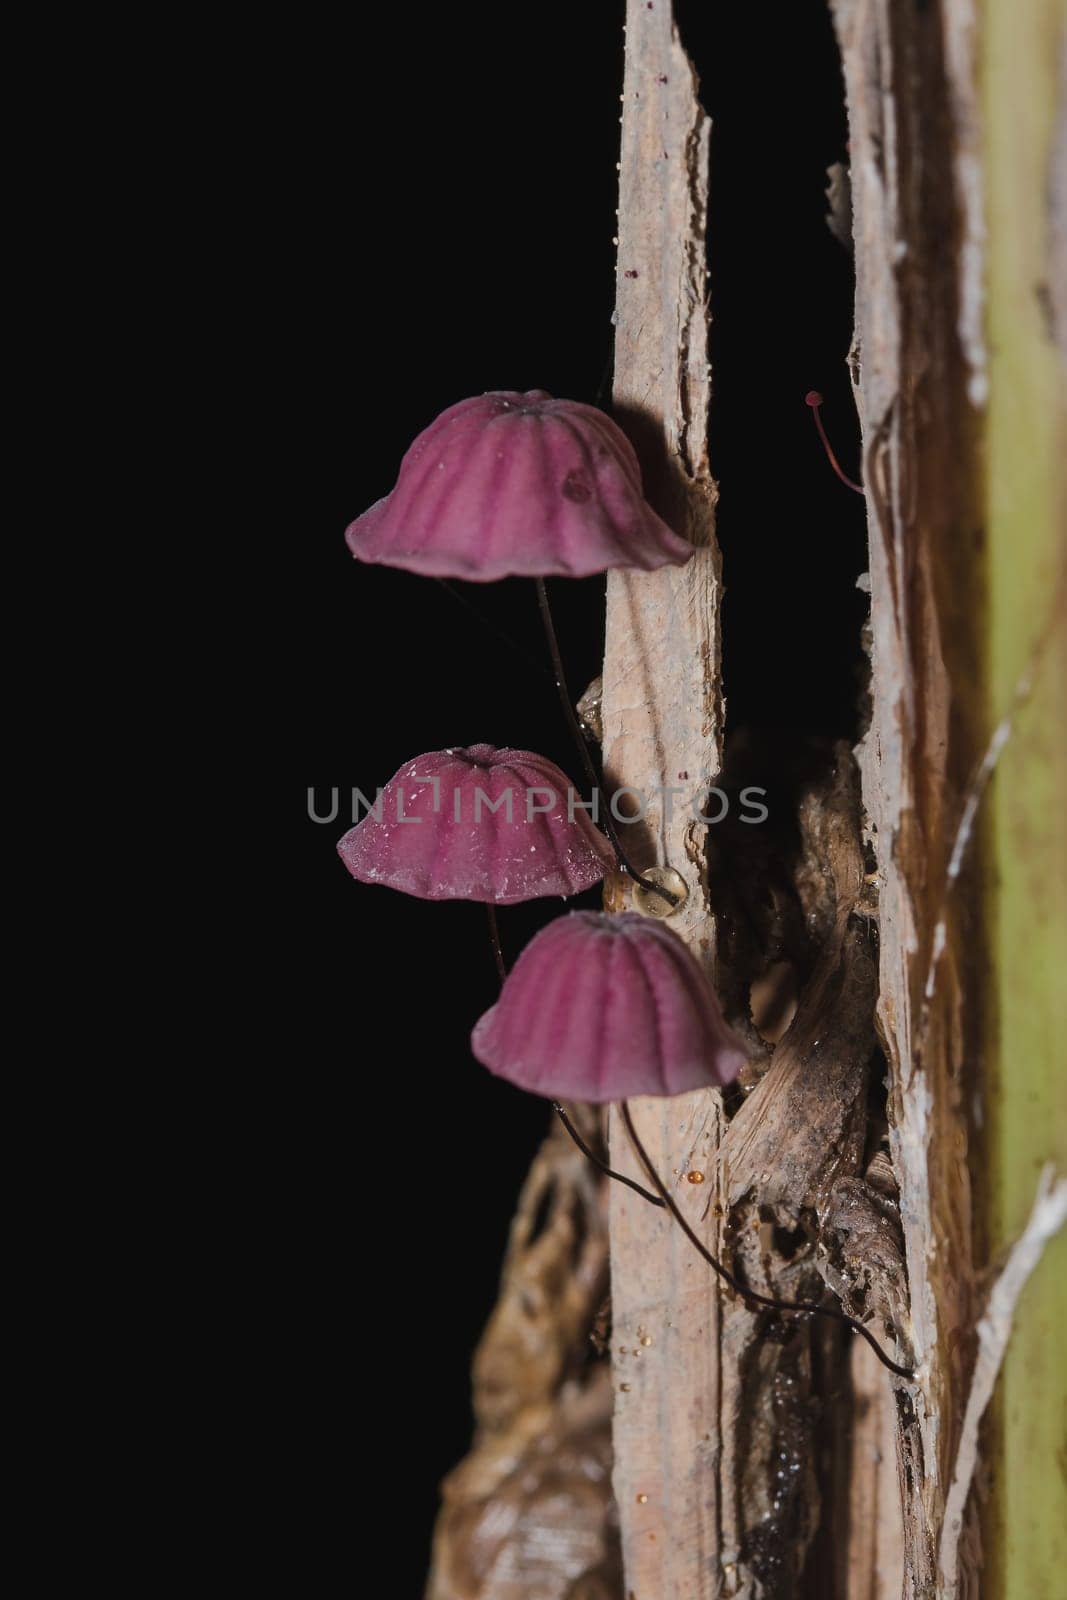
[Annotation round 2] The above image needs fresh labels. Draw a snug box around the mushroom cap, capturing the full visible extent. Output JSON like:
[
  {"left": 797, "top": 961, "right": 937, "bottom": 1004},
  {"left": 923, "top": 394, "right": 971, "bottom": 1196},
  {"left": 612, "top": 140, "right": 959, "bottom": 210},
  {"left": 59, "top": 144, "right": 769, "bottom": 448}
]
[
  {"left": 337, "top": 744, "right": 614, "bottom": 904},
  {"left": 345, "top": 390, "right": 693, "bottom": 581},
  {"left": 471, "top": 911, "right": 747, "bottom": 1102}
]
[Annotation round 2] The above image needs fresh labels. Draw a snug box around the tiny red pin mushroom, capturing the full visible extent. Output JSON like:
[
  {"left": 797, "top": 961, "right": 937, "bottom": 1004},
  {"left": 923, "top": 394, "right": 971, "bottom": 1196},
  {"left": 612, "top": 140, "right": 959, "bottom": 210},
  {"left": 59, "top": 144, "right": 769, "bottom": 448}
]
[
  {"left": 804, "top": 390, "right": 864, "bottom": 494},
  {"left": 336, "top": 744, "right": 613, "bottom": 904},
  {"left": 471, "top": 912, "right": 746, "bottom": 1101},
  {"left": 345, "top": 390, "right": 692, "bottom": 581}
]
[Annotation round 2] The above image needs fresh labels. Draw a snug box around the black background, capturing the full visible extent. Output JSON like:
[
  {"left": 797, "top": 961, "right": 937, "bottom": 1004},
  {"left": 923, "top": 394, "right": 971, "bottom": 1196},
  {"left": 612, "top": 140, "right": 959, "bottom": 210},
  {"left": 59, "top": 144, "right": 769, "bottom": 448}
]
[{"left": 289, "top": 2, "right": 865, "bottom": 1586}]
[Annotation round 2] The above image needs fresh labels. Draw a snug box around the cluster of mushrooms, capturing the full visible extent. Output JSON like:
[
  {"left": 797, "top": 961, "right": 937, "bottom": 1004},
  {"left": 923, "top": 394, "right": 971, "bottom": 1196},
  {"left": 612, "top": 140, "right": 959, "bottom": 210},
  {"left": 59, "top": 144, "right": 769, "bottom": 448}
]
[
  {"left": 339, "top": 389, "right": 746, "bottom": 1107},
  {"left": 339, "top": 389, "right": 915, "bottom": 1380}
]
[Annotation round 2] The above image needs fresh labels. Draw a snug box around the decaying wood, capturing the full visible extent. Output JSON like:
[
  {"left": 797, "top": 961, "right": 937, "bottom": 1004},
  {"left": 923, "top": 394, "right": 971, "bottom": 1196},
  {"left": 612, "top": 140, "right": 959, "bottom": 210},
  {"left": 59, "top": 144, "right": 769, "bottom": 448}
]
[
  {"left": 845, "top": 1342, "right": 906, "bottom": 1600},
  {"left": 426, "top": 1111, "right": 621, "bottom": 1600},
  {"left": 831, "top": 0, "right": 990, "bottom": 1592},
  {"left": 601, "top": 3, "right": 911, "bottom": 1593},
  {"left": 714, "top": 752, "right": 907, "bottom": 1599},
  {"left": 601, "top": 2, "right": 726, "bottom": 1593}
]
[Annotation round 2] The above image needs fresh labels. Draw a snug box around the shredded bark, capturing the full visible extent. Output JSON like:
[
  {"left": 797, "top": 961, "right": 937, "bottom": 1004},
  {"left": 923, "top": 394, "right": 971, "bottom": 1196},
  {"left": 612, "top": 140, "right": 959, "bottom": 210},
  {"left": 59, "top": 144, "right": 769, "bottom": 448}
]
[{"left": 426, "top": 1113, "right": 621, "bottom": 1600}]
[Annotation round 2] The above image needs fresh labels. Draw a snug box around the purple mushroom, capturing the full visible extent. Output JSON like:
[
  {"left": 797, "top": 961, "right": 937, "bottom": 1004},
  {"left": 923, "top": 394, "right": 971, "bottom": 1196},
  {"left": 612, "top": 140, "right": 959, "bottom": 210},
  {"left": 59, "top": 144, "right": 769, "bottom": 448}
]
[
  {"left": 337, "top": 744, "right": 613, "bottom": 905},
  {"left": 345, "top": 390, "right": 692, "bottom": 581},
  {"left": 344, "top": 390, "right": 689, "bottom": 909},
  {"left": 471, "top": 912, "right": 746, "bottom": 1103},
  {"left": 335, "top": 393, "right": 914, "bottom": 1377},
  {"left": 467, "top": 908, "right": 912, "bottom": 1377}
]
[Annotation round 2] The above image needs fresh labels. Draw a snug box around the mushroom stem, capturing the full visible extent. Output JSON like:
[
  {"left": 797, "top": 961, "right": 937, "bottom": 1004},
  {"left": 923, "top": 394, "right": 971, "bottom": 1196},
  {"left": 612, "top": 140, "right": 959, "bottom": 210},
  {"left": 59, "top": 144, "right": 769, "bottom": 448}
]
[
  {"left": 534, "top": 578, "right": 679, "bottom": 909},
  {"left": 620, "top": 1101, "right": 914, "bottom": 1380},
  {"left": 436, "top": 580, "right": 552, "bottom": 682},
  {"left": 552, "top": 1101, "right": 665, "bottom": 1208},
  {"left": 804, "top": 391, "right": 865, "bottom": 494},
  {"left": 485, "top": 904, "right": 507, "bottom": 984}
]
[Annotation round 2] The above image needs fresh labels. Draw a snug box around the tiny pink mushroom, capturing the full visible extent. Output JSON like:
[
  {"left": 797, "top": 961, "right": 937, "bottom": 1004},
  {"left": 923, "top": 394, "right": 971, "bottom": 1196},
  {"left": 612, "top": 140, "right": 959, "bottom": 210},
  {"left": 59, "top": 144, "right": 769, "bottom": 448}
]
[
  {"left": 337, "top": 745, "right": 614, "bottom": 904},
  {"left": 471, "top": 912, "right": 746, "bottom": 1102},
  {"left": 345, "top": 390, "right": 692, "bottom": 580}
]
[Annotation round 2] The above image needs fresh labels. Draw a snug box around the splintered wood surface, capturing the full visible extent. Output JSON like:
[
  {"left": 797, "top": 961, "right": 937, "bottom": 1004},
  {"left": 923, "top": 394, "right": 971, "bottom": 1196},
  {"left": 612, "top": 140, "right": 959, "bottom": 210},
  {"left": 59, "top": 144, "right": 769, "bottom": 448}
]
[
  {"left": 602, "top": 2, "right": 726, "bottom": 1593},
  {"left": 831, "top": 0, "right": 987, "bottom": 1593},
  {"left": 603, "top": 6, "right": 917, "bottom": 1598}
]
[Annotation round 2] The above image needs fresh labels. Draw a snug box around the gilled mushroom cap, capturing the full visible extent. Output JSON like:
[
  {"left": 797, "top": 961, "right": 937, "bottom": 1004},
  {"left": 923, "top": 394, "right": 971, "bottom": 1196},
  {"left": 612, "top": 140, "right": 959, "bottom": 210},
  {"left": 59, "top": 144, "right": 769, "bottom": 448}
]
[
  {"left": 472, "top": 911, "right": 746, "bottom": 1102},
  {"left": 345, "top": 390, "right": 693, "bottom": 580},
  {"left": 337, "top": 744, "right": 614, "bottom": 904}
]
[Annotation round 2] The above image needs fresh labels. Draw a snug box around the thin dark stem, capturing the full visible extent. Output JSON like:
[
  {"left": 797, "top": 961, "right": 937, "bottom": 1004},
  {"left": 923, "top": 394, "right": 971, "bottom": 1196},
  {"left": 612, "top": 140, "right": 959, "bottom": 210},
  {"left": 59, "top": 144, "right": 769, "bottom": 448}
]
[
  {"left": 805, "top": 391, "right": 865, "bottom": 495},
  {"left": 436, "top": 580, "right": 552, "bottom": 681},
  {"left": 553, "top": 1101, "right": 665, "bottom": 1207},
  {"left": 485, "top": 904, "right": 506, "bottom": 984},
  {"left": 594, "top": 346, "right": 615, "bottom": 411},
  {"left": 620, "top": 1101, "right": 915, "bottom": 1381},
  {"left": 534, "top": 577, "right": 678, "bottom": 908}
]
